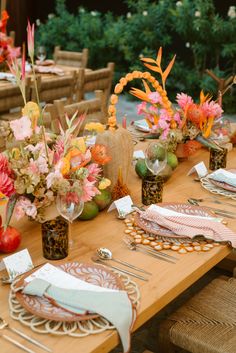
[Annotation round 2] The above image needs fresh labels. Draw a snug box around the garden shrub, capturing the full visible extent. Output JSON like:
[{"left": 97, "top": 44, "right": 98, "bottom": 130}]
[{"left": 36, "top": 0, "right": 236, "bottom": 112}]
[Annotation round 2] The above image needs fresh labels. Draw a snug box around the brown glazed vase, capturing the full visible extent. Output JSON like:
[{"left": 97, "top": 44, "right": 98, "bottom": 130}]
[{"left": 41, "top": 216, "right": 68, "bottom": 260}]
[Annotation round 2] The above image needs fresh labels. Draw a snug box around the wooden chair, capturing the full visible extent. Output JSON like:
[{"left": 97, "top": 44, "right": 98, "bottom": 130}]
[
  {"left": 76, "top": 62, "right": 115, "bottom": 116},
  {"left": 53, "top": 46, "right": 89, "bottom": 68},
  {"left": 31, "top": 71, "right": 77, "bottom": 105},
  {"left": 54, "top": 90, "right": 104, "bottom": 134},
  {"left": 0, "top": 77, "right": 31, "bottom": 120},
  {"left": 156, "top": 275, "right": 236, "bottom": 353}
]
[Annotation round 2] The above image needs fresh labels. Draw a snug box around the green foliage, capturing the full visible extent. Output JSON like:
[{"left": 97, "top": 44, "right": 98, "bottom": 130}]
[{"left": 36, "top": 0, "right": 236, "bottom": 112}]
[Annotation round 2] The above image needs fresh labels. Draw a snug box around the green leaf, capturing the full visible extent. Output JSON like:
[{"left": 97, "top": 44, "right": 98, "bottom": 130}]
[{"left": 5, "top": 194, "right": 18, "bottom": 230}]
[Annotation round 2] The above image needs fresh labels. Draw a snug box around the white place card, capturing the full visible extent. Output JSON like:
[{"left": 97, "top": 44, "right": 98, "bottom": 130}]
[
  {"left": 187, "top": 161, "right": 208, "bottom": 178},
  {"left": 25, "top": 263, "right": 117, "bottom": 292},
  {"left": 2, "top": 249, "right": 33, "bottom": 280},
  {"left": 133, "top": 150, "right": 145, "bottom": 159},
  {"left": 107, "top": 195, "right": 134, "bottom": 217}
]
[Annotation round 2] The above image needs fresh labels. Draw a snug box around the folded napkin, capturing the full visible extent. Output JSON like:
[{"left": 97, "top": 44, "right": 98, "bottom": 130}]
[
  {"left": 34, "top": 65, "right": 64, "bottom": 76},
  {"left": 0, "top": 72, "right": 16, "bottom": 83},
  {"left": 137, "top": 204, "right": 236, "bottom": 247},
  {"left": 35, "top": 59, "right": 55, "bottom": 66},
  {"left": 23, "top": 264, "right": 135, "bottom": 353},
  {"left": 208, "top": 169, "right": 236, "bottom": 187}
]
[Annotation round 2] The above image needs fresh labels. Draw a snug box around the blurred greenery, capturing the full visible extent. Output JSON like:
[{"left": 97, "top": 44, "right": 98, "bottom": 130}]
[{"left": 36, "top": 0, "right": 236, "bottom": 112}]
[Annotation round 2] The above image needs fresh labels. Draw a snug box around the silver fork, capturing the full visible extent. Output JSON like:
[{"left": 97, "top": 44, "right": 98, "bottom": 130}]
[{"left": 123, "top": 238, "right": 176, "bottom": 264}]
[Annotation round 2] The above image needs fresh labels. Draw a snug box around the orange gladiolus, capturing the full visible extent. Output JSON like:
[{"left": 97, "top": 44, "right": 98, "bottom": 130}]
[{"left": 91, "top": 145, "right": 111, "bottom": 165}]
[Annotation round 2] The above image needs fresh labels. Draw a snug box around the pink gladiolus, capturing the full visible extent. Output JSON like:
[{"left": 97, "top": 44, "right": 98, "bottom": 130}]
[
  {"left": 176, "top": 93, "right": 193, "bottom": 109},
  {"left": 27, "top": 21, "right": 35, "bottom": 59},
  {"left": 148, "top": 92, "right": 162, "bottom": 104},
  {"left": 137, "top": 101, "right": 147, "bottom": 115},
  {"left": 201, "top": 101, "right": 223, "bottom": 119}
]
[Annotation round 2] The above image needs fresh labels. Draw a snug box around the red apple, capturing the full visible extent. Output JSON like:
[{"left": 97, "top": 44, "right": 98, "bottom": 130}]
[{"left": 0, "top": 226, "right": 21, "bottom": 253}]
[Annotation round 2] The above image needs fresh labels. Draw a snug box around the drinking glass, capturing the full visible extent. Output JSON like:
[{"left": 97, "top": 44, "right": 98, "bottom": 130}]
[
  {"left": 82, "top": 118, "right": 100, "bottom": 146},
  {"left": 36, "top": 46, "right": 46, "bottom": 62},
  {"left": 56, "top": 180, "right": 84, "bottom": 249}
]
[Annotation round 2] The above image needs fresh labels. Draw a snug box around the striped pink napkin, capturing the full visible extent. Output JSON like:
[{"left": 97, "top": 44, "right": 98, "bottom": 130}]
[{"left": 137, "top": 205, "right": 236, "bottom": 247}]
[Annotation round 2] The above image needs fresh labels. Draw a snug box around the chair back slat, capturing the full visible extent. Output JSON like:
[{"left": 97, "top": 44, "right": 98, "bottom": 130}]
[
  {"left": 0, "top": 77, "right": 31, "bottom": 119},
  {"left": 76, "top": 62, "right": 114, "bottom": 116},
  {"left": 54, "top": 46, "right": 89, "bottom": 68},
  {"left": 54, "top": 90, "right": 104, "bottom": 134},
  {"left": 31, "top": 72, "right": 77, "bottom": 104}
]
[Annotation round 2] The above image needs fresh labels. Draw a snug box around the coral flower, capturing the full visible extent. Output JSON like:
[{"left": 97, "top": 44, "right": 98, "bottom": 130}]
[
  {"left": 91, "top": 144, "right": 111, "bottom": 165},
  {"left": 0, "top": 172, "right": 15, "bottom": 197},
  {"left": 65, "top": 148, "right": 91, "bottom": 171}
]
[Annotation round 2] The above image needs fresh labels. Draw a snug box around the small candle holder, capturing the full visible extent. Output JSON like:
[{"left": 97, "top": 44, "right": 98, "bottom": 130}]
[
  {"left": 209, "top": 147, "right": 227, "bottom": 170},
  {"left": 41, "top": 216, "right": 68, "bottom": 260},
  {"left": 142, "top": 175, "right": 164, "bottom": 206}
]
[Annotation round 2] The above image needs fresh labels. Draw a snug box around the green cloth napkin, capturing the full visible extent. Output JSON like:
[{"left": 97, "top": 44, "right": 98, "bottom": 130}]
[{"left": 23, "top": 278, "right": 135, "bottom": 353}]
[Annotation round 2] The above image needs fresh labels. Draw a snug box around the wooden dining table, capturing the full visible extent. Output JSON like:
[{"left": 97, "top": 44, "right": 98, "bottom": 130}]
[{"left": 0, "top": 144, "right": 235, "bottom": 353}]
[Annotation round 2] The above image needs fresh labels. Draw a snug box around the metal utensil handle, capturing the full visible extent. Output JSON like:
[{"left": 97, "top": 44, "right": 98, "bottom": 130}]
[
  {"left": 10, "top": 327, "right": 52, "bottom": 352},
  {"left": 2, "top": 334, "right": 37, "bottom": 353},
  {"left": 136, "top": 247, "right": 176, "bottom": 264},
  {"left": 137, "top": 244, "right": 178, "bottom": 261},
  {"left": 93, "top": 259, "right": 148, "bottom": 281},
  {"left": 211, "top": 210, "right": 235, "bottom": 219},
  {"left": 210, "top": 197, "right": 236, "bottom": 209},
  {"left": 112, "top": 258, "right": 152, "bottom": 275},
  {"left": 203, "top": 205, "right": 236, "bottom": 216}
]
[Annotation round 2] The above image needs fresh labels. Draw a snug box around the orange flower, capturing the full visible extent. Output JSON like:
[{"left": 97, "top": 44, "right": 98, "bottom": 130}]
[
  {"left": 186, "top": 103, "right": 204, "bottom": 127},
  {"left": 91, "top": 145, "right": 111, "bottom": 165},
  {"left": 65, "top": 148, "right": 91, "bottom": 171}
]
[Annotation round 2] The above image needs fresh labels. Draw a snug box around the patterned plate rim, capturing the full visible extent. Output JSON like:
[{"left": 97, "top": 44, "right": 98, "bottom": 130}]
[{"left": 15, "top": 261, "right": 125, "bottom": 322}]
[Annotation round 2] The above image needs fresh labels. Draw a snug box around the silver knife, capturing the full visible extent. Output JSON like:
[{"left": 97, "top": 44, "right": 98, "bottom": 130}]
[
  {"left": 9, "top": 327, "right": 52, "bottom": 352},
  {"left": 1, "top": 334, "right": 37, "bottom": 353},
  {"left": 134, "top": 246, "right": 176, "bottom": 264}
]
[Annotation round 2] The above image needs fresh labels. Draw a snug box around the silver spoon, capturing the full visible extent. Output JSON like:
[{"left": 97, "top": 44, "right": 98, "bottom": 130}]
[
  {"left": 92, "top": 255, "right": 148, "bottom": 281},
  {"left": 97, "top": 247, "right": 151, "bottom": 275}
]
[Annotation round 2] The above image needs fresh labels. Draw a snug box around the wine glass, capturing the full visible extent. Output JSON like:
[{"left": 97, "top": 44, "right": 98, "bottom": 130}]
[
  {"left": 56, "top": 180, "right": 84, "bottom": 249},
  {"left": 145, "top": 141, "right": 167, "bottom": 175},
  {"left": 36, "top": 46, "right": 46, "bottom": 63},
  {"left": 82, "top": 118, "right": 100, "bottom": 146}
]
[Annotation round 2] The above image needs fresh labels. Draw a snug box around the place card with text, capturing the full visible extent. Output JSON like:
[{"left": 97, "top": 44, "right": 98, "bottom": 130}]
[
  {"left": 2, "top": 249, "right": 34, "bottom": 280},
  {"left": 187, "top": 161, "right": 208, "bottom": 178},
  {"left": 107, "top": 195, "right": 134, "bottom": 217}
]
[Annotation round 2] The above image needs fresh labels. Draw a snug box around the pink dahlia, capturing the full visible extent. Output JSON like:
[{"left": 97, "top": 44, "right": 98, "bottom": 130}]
[
  {"left": 201, "top": 101, "right": 223, "bottom": 119},
  {"left": 0, "top": 172, "right": 15, "bottom": 197}
]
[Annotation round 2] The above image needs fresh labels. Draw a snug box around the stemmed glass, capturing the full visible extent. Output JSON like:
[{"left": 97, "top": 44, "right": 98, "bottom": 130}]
[
  {"left": 82, "top": 118, "right": 99, "bottom": 146},
  {"left": 36, "top": 46, "right": 47, "bottom": 63},
  {"left": 56, "top": 180, "right": 84, "bottom": 249}
]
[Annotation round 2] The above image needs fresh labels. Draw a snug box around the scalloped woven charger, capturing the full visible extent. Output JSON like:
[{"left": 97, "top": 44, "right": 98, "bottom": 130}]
[
  {"left": 200, "top": 176, "right": 236, "bottom": 200},
  {"left": 9, "top": 262, "right": 140, "bottom": 337}
]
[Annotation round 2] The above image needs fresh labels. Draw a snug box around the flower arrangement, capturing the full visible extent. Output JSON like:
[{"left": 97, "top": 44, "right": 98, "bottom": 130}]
[
  {"left": 108, "top": 47, "right": 224, "bottom": 157},
  {"left": 0, "top": 111, "right": 111, "bottom": 224},
  {"left": 0, "top": 20, "right": 111, "bottom": 225},
  {"left": 0, "top": 10, "right": 20, "bottom": 65}
]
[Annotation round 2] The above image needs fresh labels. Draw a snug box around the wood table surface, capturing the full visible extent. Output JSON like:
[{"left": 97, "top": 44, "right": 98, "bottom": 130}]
[{"left": 0, "top": 145, "right": 235, "bottom": 353}]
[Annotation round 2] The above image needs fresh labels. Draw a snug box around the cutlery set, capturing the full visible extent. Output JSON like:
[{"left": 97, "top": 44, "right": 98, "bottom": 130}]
[
  {"left": 91, "top": 244, "right": 178, "bottom": 282},
  {"left": 188, "top": 198, "right": 236, "bottom": 219},
  {"left": 0, "top": 317, "right": 51, "bottom": 353}
]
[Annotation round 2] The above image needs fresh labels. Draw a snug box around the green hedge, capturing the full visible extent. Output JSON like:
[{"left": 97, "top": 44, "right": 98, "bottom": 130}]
[{"left": 36, "top": 0, "right": 236, "bottom": 112}]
